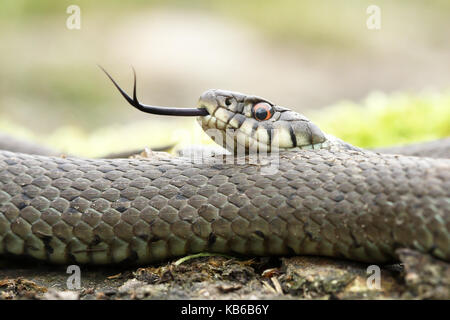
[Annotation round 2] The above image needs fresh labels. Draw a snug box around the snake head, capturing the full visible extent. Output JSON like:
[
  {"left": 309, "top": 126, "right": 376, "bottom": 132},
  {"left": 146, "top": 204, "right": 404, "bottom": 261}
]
[
  {"left": 101, "top": 67, "right": 327, "bottom": 154},
  {"left": 197, "top": 89, "right": 327, "bottom": 153}
]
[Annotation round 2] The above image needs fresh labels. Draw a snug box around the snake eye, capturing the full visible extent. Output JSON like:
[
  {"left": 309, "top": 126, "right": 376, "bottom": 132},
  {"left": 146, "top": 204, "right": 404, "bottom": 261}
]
[{"left": 252, "top": 102, "right": 273, "bottom": 121}]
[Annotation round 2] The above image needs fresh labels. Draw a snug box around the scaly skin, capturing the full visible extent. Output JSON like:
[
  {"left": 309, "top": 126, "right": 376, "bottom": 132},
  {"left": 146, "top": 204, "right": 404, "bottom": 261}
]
[
  {"left": 0, "top": 86, "right": 449, "bottom": 265},
  {"left": 0, "top": 144, "right": 448, "bottom": 264}
]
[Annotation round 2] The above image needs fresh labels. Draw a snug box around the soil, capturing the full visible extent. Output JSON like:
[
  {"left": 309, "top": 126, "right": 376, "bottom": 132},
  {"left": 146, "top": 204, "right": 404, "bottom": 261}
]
[{"left": 1, "top": 249, "right": 448, "bottom": 300}]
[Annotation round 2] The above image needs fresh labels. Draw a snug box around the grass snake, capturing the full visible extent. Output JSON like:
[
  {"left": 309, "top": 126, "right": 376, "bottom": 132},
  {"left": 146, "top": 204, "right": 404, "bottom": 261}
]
[{"left": 0, "top": 70, "right": 448, "bottom": 265}]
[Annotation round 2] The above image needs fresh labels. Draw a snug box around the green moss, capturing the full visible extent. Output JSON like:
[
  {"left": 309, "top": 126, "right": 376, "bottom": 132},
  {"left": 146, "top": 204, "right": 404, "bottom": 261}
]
[{"left": 314, "top": 90, "right": 450, "bottom": 148}]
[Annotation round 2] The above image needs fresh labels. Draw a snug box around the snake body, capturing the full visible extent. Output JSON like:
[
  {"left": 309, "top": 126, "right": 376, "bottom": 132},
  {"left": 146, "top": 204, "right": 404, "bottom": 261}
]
[{"left": 0, "top": 88, "right": 449, "bottom": 265}]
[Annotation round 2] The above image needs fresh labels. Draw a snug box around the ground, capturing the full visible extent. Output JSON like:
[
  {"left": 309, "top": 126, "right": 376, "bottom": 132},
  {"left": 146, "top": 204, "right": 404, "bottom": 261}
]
[{"left": 0, "top": 249, "right": 448, "bottom": 300}]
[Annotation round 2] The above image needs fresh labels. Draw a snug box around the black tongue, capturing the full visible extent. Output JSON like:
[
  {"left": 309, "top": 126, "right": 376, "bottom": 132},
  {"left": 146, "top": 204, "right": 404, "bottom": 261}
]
[{"left": 100, "top": 66, "right": 209, "bottom": 117}]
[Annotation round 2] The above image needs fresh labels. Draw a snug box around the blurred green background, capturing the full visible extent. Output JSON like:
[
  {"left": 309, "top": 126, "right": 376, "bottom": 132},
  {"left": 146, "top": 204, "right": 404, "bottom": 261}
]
[{"left": 0, "top": 0, "right": 449, "bottom": 156}]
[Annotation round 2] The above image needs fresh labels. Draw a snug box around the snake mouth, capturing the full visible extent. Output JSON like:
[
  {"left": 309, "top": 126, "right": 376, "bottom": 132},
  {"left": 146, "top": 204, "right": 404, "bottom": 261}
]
[
  {"left": 197, "top": 89, "right": 328, "bottom": 153},
  {"left": 100, "top": 66, "right": 209, "bottom": 117},
  {"left": 200, "top": 112, "right": 327, "bottom": 153}
]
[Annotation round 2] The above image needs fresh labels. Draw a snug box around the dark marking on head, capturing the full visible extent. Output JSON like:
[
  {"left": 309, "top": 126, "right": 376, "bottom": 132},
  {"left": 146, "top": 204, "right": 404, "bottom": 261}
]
[
  {"left": 267, "top": 128, "right": 273, "bottom": 147},
  {"left": 251, "top": 122, "right": 258, "bottom": 137},
  {"left": 224, "top": 97, "right": 233, "bottom": 106},
  {"left": 236, "top": 102, "right": 244, "bottom": 114},
  {"left": 225, "top": 113, "right": 236, "bottom": 127},
  {"left": 234, "top": 115, "right": 245, "bottom": 128}
]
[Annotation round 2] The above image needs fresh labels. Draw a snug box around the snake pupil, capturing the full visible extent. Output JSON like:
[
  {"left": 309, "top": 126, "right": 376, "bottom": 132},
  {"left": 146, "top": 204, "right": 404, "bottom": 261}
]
[
  {"left": 253, "top": 102, "right": 273, "bottom": 121},
  {"left": 255, "top": 108, "right": 268, "bottom": 121}
]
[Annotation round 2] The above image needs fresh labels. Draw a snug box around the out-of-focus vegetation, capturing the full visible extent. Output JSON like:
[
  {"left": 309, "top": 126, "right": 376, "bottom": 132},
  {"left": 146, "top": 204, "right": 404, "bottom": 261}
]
[
  {"left": 317, "top": 90, "right": 450, "bottom": 148},
  {"left": 2, "top": 0, "right": 450, "bottom": 48},
  {"left": 1, "top": 90, "right": 448, "bottom": 157},
  {"left": 0, "top": 0, "right": 448, "bottom": 155}
]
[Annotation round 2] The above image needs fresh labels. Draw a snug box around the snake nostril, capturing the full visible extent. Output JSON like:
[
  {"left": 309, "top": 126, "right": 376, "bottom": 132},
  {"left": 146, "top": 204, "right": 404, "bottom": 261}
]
[{"left": 225, "top": 97, "right": 232, "bottom": 106}]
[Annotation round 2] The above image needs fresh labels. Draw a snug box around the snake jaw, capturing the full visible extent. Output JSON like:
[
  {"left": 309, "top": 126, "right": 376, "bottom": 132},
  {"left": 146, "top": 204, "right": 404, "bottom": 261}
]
[{"left": 197, "top": 89, "right": 328, "bottom": 154}]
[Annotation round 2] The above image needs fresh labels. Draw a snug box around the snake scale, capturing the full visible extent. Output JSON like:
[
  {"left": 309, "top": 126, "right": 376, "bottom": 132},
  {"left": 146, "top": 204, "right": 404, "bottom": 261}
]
[{"left": 0, "top": 71, "right": 449, "bottom": 265}]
